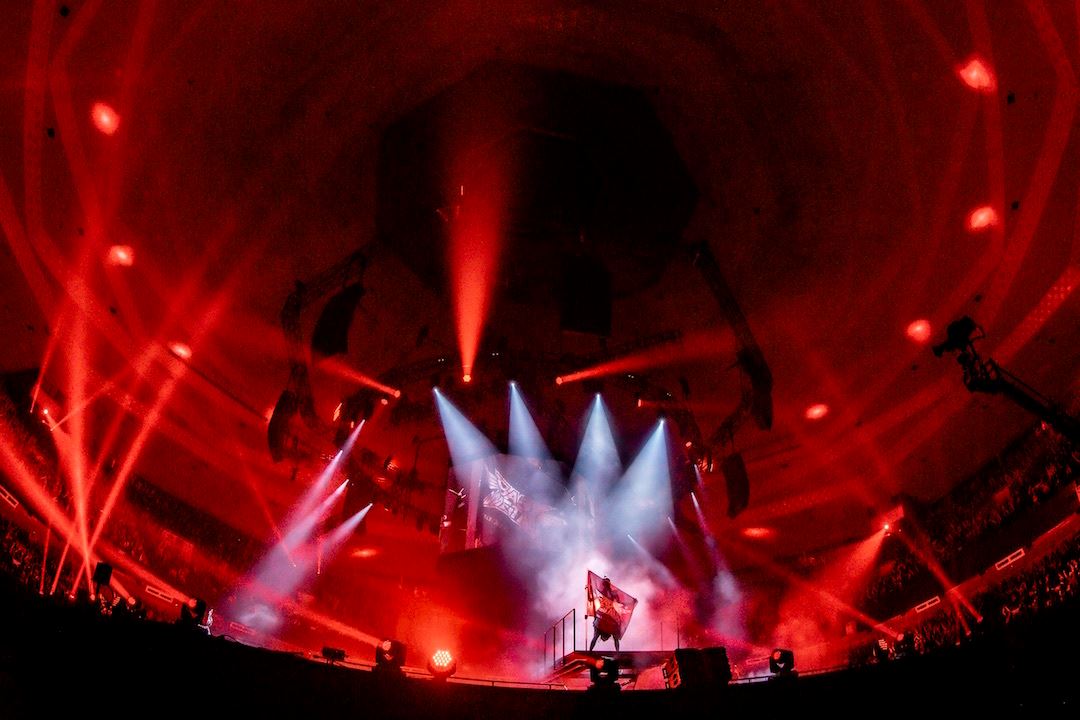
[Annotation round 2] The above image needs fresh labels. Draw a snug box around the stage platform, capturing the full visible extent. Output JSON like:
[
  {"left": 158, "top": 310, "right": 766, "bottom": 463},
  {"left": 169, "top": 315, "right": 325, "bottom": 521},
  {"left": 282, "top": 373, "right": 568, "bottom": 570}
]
[{"left": 542, "top": 649, "right": 672, "bottom": 685}]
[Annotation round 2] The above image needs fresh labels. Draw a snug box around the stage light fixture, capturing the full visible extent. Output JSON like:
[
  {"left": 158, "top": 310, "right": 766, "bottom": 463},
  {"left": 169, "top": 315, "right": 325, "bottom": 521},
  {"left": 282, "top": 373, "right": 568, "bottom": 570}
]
[
  {"left": 375, "top": 639, "right": 407, "bottom": 672},
  {"left": 427, "top": 649, "right": 457, "bottom": 681},
  {"left": 321, "top": 646, "right": 347, "bottom": 664},
  {"left": 462, "top": 373, "right": 472, "bottom": 383},
  {"left": 588, "top": 656, "right": 620, "bottom": 692},
  {"left": 769, "top": 648, "right": 796, "bottom": 676}
]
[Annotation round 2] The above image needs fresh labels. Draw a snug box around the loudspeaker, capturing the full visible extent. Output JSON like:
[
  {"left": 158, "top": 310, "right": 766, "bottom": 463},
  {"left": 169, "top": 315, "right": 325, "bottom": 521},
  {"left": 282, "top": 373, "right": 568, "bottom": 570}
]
[
  {"left": 559, "top": 254, "right": 611, "bottom": 336},
  {"left": 92, "top": 562, "right": 112, "bottom": 587},
  {"left": 722, "top": 453, "right": 749, "bottom": 518},
  {"left": 311, "top": 284, "right": 364, "bottom": 357},
  {"left": 664, "top": 647, "right": 732, "bottom": 688}
]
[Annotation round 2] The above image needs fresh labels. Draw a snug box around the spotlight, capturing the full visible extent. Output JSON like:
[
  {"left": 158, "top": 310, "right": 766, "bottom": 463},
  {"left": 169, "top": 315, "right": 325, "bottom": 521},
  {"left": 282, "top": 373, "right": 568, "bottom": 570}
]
[
  {"left": 967, "top": 205, "right": 997, "bottom": 231},
  {"left": 91, "top": 102, "right": 120, "bottom": 135},
  {"left": 168, "top": 341, "right": 193, "bottom": 360},
  {"left": 321, "top": 646, "right": 347, "bottom": 664},
  {"left": 555, "top": 376, "right": 564, "bottom": 385},
  {"left": 462, "top": 373, "right": 472, "bottom": 383},
  {"left": 427, "top": 649, "right": 457, "bottom": 681},
  {"left": 588, "top": 656, "right": 620, "bottom": 692},
  {"left": 804, "top": 403, "right": 829, "bottom": 420},
  {"left": 769, "top": 648, "right": 796, "bottom": 676},
  {"left": 107, "top": 244, "right": 135, "bottom": 267},
  {"left": 375, "top": 639, "right": 407, "bottom": 674},
  {"left": 958, "top": 57, "right": 995, "bottom": 91},
  {"left": 906, "top": 319, "right": 932, "bottom": 344}
]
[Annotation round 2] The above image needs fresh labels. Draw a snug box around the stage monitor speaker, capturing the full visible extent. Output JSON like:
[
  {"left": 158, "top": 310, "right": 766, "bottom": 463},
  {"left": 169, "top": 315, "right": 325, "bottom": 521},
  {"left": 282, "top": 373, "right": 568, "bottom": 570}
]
[
  {"left": 664, "top": 647, "right": 732, "bottom": 688},
  {"left": 702, "top": 646, "right": 733, "bottom": 683},
  {"left": 92, "top": 562, "right": 112, "bottom": 587},
  {"left": 722, "top": 452, "right": 749, "bottom": 518},
  {"left": 559, "top": 254, "right": 611, "bottom": 336},
  {"left": 311, "top": 284, "right": 365, "bottom": 357}
]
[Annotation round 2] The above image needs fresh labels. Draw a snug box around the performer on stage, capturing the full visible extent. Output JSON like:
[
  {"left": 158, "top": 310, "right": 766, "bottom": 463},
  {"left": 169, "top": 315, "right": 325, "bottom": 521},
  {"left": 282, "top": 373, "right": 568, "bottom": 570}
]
[{"left": 586, "top": 571, "right": 637, "bottom": 652}]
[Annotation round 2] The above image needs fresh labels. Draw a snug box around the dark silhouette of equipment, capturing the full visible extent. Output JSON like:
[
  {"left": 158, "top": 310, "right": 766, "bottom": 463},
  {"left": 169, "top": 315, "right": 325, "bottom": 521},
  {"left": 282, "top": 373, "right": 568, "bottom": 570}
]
[
  {"left": 690, "top": 242, "right": 773, "bottom": 434},
  {"left": 722, "top": 452, "right": 750, "bottom": 518},
  {"left": 267, "top": 388, "right": 299, "bottom": 462},
  {"left": 770, "top": 648, "right": 796, "bottom": 676},
  {"left": 559, "top": 252, "right": 612, "bottom": 336},
  {"left": 375, "top": 639, "right": 407, "bottom": 674},
  {"left": 91, "top": 562, "right": 112, "bottom": 592},
  {"left": 934, "top": 317, "right": 1080, "bottom": 445},
  {"left": 311, "top": 283, "right": 365, "bottom": 357},
  {"left": 588, "top": 656, "right": 620, "bottom": 692},
  {"left": 321, "top": 646, "right": 347, "bottom": 664},
  {"left": 663, "top": 647, "right": 732, "bottom": 689}
]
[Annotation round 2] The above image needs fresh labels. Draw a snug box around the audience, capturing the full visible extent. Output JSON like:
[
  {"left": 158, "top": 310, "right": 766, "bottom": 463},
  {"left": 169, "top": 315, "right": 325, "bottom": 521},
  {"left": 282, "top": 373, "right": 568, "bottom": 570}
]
[{"left": 866, "top": 421, "right": 1079, "bottom": 605}]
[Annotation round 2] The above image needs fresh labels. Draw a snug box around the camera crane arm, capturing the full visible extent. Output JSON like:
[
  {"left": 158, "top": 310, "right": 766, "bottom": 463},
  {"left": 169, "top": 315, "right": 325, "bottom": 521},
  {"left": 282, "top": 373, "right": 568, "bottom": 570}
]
[{"left": 934, "top": 317, "right": 1080, "bottom": 446}]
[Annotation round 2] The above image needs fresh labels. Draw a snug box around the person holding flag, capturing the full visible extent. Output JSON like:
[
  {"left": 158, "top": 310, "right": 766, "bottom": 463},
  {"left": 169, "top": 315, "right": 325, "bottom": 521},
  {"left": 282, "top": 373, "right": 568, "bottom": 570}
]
[{"left": 586, "top": 571, "right": 637, "bottom": 651}]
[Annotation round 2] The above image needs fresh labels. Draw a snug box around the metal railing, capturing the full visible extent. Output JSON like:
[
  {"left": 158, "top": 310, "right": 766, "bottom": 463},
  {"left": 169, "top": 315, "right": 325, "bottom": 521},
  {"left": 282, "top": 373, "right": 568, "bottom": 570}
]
[{"left": 542, "top": 608, "right": 577, "bottom": 672}]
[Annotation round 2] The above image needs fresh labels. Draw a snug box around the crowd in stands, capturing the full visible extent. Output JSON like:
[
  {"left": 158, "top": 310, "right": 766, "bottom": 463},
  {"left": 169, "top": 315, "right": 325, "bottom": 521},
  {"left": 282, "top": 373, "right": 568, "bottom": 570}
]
[
  {"left": 853, "top": 530, "right": 1080, "bottom": 665},
  {"left": 865, "top": 422, "right": 1080, "bottom": 605},
  {"left": 0, "top": 388, "right": 253, "bottom": 608}
]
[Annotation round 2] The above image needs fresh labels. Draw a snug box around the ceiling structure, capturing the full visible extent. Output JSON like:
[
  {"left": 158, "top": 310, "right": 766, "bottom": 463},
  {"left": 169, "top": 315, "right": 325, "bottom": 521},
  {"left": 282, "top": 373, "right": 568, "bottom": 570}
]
[{"left": 1, "top": 0, "right": 1079, "bottom": 656}]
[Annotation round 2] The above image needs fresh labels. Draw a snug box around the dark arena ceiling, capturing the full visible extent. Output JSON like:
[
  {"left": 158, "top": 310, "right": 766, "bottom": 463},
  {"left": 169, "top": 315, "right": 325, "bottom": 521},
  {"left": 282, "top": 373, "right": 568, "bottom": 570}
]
[{"left": 1, "top": 0, "right": 1079, "bottom": 678}]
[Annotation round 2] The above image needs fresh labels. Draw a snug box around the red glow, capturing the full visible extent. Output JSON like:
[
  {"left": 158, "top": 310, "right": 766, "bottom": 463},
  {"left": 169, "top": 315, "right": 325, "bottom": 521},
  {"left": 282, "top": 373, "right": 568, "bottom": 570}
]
[
  {"left": 555, "top": 376, "right": 563, "bottom": 385},
  {"left": 742, "top": 527, "right": 774, "bottom": 539},
  {"left": 462, "top": 373, "right": 472, "bottom": 384},
  {"left": 91, "top": 102, "right": 121, "bottom": 135},
  {"left": 905, "top": 319, "right": 932, "bottom": 344},
  {"left": 333, "top": 402, "right": 342, "bottom": 421},
  {"left": 958, "top": 57, "right": 995, "bottom": 91},
  {"left": 168, "top": 341, "right": 193, "bottom": 360},
  {"left": 967, "top": 205, "right": 998, "bottom": 231},
  {"left": 804, "top": 403, "right": 829, "bottom": 420},
  {"left": 380, "top": 397, "right": 389, "bottom": 405},
  {"left": 883, "top": 523, "right": 891, "bottom": 532},
  {"left": 107, "top": 245, "right": 135, "bottom": 267},
  {"left": 352, "top": 548, "right": 378, "bottom": 559},
  {"left": 684, "top": 440, "right": 693, "bottom": 448}
]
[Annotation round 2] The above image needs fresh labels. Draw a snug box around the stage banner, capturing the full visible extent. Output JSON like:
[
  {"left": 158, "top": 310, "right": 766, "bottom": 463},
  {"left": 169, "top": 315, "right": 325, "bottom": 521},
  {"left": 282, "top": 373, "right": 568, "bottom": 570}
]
[{"left": 585, "top": 570, "right": 637, "bottom": 639}]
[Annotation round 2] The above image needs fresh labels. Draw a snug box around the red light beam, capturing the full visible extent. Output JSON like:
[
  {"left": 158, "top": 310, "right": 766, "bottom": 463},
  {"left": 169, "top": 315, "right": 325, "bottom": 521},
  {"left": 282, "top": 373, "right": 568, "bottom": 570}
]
[{"left": 557, "top": 329, "right": 737, "bottom": 384}]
